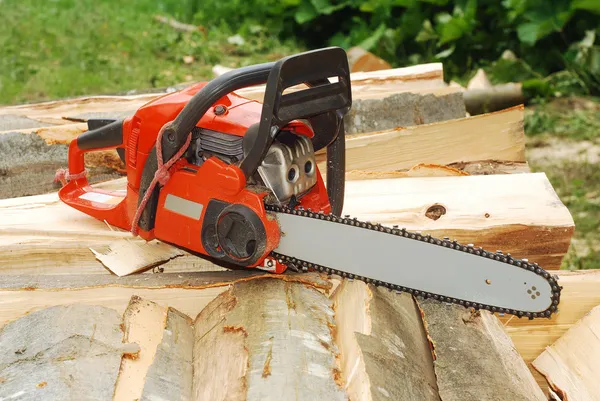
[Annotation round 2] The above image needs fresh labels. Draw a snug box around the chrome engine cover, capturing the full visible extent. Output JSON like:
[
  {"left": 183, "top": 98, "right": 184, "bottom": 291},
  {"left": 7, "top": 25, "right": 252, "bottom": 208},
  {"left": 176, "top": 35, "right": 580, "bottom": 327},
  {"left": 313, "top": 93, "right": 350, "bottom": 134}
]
[{"left": 258, "top": 134, "right": 317, "bottom": 204}]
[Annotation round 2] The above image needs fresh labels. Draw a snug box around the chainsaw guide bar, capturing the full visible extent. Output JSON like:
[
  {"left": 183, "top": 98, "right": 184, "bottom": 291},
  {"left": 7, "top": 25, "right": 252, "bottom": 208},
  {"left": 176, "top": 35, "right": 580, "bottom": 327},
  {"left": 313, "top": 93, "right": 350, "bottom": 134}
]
[{"left": 266, "top": 204, "right": 562, "bottom": 320}]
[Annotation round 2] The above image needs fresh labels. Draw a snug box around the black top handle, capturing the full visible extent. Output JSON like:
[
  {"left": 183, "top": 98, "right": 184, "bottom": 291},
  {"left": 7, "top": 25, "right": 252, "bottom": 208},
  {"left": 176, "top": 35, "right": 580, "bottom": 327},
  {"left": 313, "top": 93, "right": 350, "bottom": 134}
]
[
  {"left": 239, "top": 46, "right": 352, "bottom": 175},
  {"left": 238, "top": 46, "right": 352, "bottom": 215},
  {"left": 136, "top": 47, "right": 351, "bottom": 231}
]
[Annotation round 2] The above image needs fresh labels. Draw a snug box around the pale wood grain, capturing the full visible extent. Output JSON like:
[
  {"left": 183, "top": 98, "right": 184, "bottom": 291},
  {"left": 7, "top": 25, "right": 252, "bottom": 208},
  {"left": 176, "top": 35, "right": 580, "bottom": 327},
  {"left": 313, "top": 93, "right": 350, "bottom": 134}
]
[
  {"left": 532, "top": 305, "right": 600, "bottom": 401},
  {"left": 317, "top": 105, "right": 526, "bottom": 173},
  {"left": 332, "top": 280, "right": 439, "bottom": 401}
]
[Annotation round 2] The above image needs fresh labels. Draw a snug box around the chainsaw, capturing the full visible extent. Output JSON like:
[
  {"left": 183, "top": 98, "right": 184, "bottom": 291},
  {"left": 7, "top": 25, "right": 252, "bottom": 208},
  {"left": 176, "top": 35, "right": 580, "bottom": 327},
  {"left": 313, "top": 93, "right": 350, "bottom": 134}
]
[{"left": 57, "top": 47, "right": 560, "bottom": 319}]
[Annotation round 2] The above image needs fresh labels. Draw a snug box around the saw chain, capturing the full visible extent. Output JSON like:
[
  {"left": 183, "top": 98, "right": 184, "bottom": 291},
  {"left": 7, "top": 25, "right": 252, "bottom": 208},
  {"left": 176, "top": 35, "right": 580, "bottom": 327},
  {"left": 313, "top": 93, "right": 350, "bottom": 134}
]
[{"left": 265, "top": 204, "right": 562, "bottom": 320}]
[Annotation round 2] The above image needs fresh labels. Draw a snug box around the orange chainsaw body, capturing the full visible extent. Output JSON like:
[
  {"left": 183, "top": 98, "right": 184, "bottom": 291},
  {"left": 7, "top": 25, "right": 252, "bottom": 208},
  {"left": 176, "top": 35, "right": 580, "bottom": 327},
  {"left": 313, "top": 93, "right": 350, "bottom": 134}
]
[
  {"left": 57, "top": 47, "right": 352, "bottom": 272},
  {"left": 59, "top": 86, "right": 331, "bottom": 272}
]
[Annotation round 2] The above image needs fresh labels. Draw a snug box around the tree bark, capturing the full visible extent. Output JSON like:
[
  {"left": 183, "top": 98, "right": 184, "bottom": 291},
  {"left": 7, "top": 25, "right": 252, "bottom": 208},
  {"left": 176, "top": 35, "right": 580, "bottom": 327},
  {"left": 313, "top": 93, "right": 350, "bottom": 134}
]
[
  {"left": 192, "top": 275, "right": 346, "bottom": 401},
  {"left": 317, "top": 105, "right": 526, "bottom": 173},
  {"left": 332, "top": 280, "right": 440, "bottom": 400},
  {"left": 418, "top": 300, "right": 546, "bottom": 401},
  {"left": 0, "top": 304, "right": 137, "bottom": 401}
]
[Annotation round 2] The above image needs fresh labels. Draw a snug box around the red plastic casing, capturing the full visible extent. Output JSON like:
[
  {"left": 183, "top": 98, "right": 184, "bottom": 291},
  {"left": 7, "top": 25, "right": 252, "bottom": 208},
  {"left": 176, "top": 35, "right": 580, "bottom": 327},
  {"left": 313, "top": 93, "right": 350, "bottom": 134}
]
[{"left": 58, "top": 84, "right": 331, "bottom": 272}]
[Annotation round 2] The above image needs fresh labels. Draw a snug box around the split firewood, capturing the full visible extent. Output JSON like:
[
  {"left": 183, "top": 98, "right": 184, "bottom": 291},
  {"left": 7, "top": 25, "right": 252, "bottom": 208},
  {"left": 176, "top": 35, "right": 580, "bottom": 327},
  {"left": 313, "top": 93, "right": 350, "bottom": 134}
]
[
  {"left": 0, "top": 304, "right": 138, "bottom": 401},
  {"left": 418, "top": 300, "right": 546, "bottom": 400},
  {"left": 0, "top": 63, "right": 463, "bottom": 199},
  {"left": 0, "top": 170, "right": 573, "bottom": 277},
  {"left": 316, "top": 105, "right": 526, "bottom": 172},
  {"left": 112, "top": 296, "right": 194, "bottom": 401},
  {"left": 532, "top": 305, "right": 600, "bottom": 400},
  {"left": 341, "top": 172, "right": 574, "bottom": 269},
  {"left": 332, "top": 280, "right": 439, "bottom": 400},
  {"left": 140, "top": 307, "right": 194, "bottom": 401},
  {"left": 0, "top": 271, "right": 598, "bottom": 399},
  {"left": 192, "top": 275, "right": 345, "bottom": 400},
  {"left": 500, "top": 270, "right": 600, "bottom": 371},
  {"left": 113, "top": 297, "right": 169, "bottom": 401},
  {"left": 467, "top": 68, "right": 493, "bottom": 90}
]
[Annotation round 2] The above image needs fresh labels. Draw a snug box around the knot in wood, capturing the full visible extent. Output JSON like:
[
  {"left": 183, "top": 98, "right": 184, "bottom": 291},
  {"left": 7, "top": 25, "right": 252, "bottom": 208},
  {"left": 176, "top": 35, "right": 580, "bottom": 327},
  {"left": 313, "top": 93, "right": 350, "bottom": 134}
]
[{"left": 425, "top": 204, "right": 446, "bottom": 221}]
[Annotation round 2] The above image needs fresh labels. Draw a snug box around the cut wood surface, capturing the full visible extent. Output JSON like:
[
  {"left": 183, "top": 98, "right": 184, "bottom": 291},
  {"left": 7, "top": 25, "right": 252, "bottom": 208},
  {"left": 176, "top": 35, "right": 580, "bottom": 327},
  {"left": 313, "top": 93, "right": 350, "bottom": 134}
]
[
  {"left": 419, "top": 300, "right": 546, "bottom": 400},
  {"left": 342, "top": 172, "right": 574, "bottom": 269},
  {"left": 332, "top": 280, "right": 439, "bottom": 400},
  {"left": 532, "top": 305, "right": 600, "bottom": 401},
  {"left": 317, "top": 105, "right": 526, "bottom": 173},
  {"left": 113, "top": 296, "right": 168, "bottom": 401},
  {"left": 0, "top": 171, "right": 573, "bottom": 277}
]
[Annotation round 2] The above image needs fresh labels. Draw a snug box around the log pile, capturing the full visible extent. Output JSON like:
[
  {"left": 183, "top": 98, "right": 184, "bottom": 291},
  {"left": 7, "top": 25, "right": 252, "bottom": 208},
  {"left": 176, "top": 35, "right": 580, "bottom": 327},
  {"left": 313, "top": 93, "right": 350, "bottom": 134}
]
[
  {"left": 0, "top": 64, "right": 463, "bottom": 199},
  {"left": 0, "top": 60, "right": 597, "bottom": 401}
]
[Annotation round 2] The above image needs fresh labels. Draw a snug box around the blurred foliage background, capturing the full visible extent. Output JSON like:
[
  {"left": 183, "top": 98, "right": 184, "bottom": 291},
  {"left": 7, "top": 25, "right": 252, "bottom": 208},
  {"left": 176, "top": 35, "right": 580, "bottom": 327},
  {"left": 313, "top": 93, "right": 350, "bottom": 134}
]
[
  {"left": 185, "top": 0, "right": 600, "bottom": 97},
  {"left": 1, "top": 0, "right": 600, "bottom": 103},
  {"left": 0, "top": 0, "right": 599, "bottom": 269}
]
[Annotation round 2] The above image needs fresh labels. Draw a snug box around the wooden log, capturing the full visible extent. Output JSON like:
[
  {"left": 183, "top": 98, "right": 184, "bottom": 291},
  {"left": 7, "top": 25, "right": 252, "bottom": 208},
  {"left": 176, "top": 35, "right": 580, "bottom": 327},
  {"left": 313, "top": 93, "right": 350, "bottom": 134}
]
[
  {"left": 418, "top": 300, "right": 546, "bottom": 400},
  {"left": 532, "top": 305, "right": 600, "bottom": 401},
  {"left": 500, "top": 270, "right": 600, "bottom": 367},
  {"left": 113, "top": 296, "right": 168, "bottom": 401},
  {"left": 1, "top": 269, "right": 596, "bottom": 389},
  {"left": 0, "top": 304, "right": 138, "bottom": 400},
  {"left": 342, "top": 172, "right": 574, "bottom": 269},
  {"left": 347, "top": 47, "right": 392, "bottom": 72},
  {"left": 0, "top": 64, "right": 464, "bottom": 199},
  {"left": 192, "top": 276, "right": 346, "bottom": 400},
  {"left": 463, "top": 83, "right": 526, "bottom": 115},
  {"left": 0, "top": 63, "right": 450, "bottom": 131},
  {"left": 0, "top": 270, "right": 598, "bottom": 397},
  {"left": 0, "top": 171, "right": 573, "bottom": 276},
  {"left": 140, "top": 307, "right": 194, "bottom": 401},
  {"left": 332, "top": 280, "right": 439, "bottom": 400},
  {"left": 317, "top": 105, "right": 526, "bottom": 173},
  {"left": 0, "top": 272, "right": 565, "bottom": 400}
]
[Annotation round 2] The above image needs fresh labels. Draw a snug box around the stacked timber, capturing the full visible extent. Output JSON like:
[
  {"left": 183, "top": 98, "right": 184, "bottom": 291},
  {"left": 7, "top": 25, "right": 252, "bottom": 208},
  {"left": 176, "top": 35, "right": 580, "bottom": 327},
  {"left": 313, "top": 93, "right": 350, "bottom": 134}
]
[
  {"left": 0, "top": 60, "right": 596, "bottom": 400},
  {"left": 0, "top": 63, "right": 463, "bottom": 199}
]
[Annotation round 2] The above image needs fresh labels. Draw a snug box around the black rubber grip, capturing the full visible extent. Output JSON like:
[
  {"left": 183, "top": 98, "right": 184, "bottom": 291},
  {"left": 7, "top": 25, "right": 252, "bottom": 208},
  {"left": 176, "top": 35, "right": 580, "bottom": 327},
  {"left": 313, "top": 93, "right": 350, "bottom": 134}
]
[{"left": 77, "top": 119, "right": 124, "bottom": 150}]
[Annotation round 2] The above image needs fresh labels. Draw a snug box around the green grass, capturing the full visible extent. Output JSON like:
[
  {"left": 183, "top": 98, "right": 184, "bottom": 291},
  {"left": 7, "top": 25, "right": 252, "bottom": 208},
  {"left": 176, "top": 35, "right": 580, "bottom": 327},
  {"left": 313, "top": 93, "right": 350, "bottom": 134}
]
[
  {"left": 545, "top": 161, "right": 600, "bottom": 270},
  {"left": 525, "top": 97, "right": 600, "bottom": 269},
  {"left": 0, "top": 0, "right": 302, "bottom": 105},
  {"left": 525, "top": 97, "right": 600, "bottom": 141}
]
